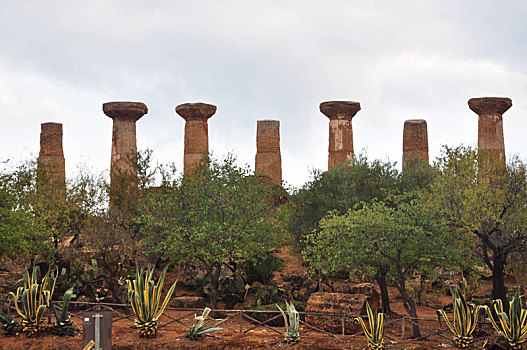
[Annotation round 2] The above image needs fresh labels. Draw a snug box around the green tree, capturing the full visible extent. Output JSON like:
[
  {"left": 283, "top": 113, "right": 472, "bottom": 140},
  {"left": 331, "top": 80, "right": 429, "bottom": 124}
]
[
  {"left": 0, "top": 160, "right": 51, "bottom": 263},
  {"left": 432, "top": 146, "right": 527, "bottom": 306},
  {"left": 140, "top": 155, "right": 285, "bottom": 310},
  {"left": 0, "top": 171, "right": 33, "bottom": 261},
  {"left": 304, "top": 192, "right": 470, "bottom": 338},
  {"left": 287, "top": 155, "right": 399, "bottom": 253},
  {"left": 288, "top": 155, "right": 437, "bottom": 312}
]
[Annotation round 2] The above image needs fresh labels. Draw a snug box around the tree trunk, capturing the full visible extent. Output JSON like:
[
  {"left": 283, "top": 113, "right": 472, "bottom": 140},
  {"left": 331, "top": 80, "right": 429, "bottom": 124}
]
[
  {"left": 375, "top": 266, "right": 393, "bottom": 314},
  {"left": 397, "top": 271, "right": 421, "bottom": 338},
  {"left": 492, "top": 254, "right": 508, "bottom": 311},
  {"left": 208, "top": 264, "right": 222, "bottom": 316}
]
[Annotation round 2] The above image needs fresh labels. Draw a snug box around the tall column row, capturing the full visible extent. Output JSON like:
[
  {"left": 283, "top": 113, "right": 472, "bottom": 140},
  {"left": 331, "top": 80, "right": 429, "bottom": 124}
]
[{"left": 36, "top": 96, "right": 512, "bottom": 205}]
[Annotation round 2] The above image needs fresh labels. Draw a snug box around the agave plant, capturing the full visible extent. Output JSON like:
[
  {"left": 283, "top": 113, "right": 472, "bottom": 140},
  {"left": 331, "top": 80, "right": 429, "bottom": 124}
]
[
  {"left": 0, "top": 299, "right": 20, "bottom": 336},
  {"left": 437, "top": 287, "right": 483, "bottom": 349},
  {"left": 9, "top": 267, "right": 58, "bottom": 335},
  {"left": 482, "top": 290, "right": 527, "bottom": 349},
  {"left": 355, "top": 302, "right": 385, "bottom": 350},
  {"left": 277, "top": 301, "right": 300, "bottom": 344},
  {"left": 187, "top": 307, "right": 225, "bottom": 340},
  {"left": 126, "top": 266, "right": 177, "bottom": 338},
  {"left": 51, "top": 286, "right": 77, "bottom": 336}
]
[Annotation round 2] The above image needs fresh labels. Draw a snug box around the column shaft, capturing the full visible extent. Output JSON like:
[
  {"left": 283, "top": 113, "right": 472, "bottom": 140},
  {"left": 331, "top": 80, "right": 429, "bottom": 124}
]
[
  {"left": 255, "top": 120, "right": 282, "bottom": 184},
  {"left": 37, "top": 122, "right": 66, "bottom": 195},
  {"left": 320, "top": 101, "right": 361, "bottom": 170},
  {"left": 176, "top": 102, "right": 216, "bottom": 175},
  {"left": 402, "top": 119, "right": 428, "bottom": 170},
  {"left": 468, "top": 97, "right": 511, "bottom": 165},
  {"left": 103, "top": 101, "right": 147, "bottom": 209}
]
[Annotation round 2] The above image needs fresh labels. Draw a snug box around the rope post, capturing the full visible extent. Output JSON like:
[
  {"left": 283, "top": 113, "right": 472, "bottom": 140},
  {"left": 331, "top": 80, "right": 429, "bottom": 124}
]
[
  {"left": 401, "top": 316, "right": 405, "bottom": 340},
  {"left": 239, "top": 310, "right": 243, "bottom": 333},
  {"left": 341, "top": 315, "right": 345, "bottom": 335}
]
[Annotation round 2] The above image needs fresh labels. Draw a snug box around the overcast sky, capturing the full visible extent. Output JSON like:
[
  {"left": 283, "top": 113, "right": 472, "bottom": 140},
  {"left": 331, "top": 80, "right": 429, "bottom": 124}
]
[{"left": 1, "top": 1, "right": 526, "bottom": 187}]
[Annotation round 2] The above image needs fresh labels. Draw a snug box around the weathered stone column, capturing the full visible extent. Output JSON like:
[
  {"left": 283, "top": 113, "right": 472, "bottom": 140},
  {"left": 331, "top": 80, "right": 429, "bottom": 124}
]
[
  {"left": 255, "top": 120, "right": 282, "bottom": 184},
  {"left": 402, "top": 119, "right": 428, "bottom": 170},
  {"left": 320, "top": 101, "right": 361, "bottom": 170},
  {"left": 176, "top": 102, "right": 216, "bottom": 175},
  {"left": 37, "top": 122, "right": 66, "bottom": 195},
  {"left": 103, "top": 102, "right": 147, "bottom": 203},
  {"left": 468, "top": 97, "right": 511, "bottom": 164}
]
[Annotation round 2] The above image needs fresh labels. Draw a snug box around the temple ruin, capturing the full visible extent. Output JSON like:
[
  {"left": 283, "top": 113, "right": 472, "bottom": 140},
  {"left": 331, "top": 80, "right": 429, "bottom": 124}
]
[
  {"left": 319, "top": 101, "right": 361, "bottom": 170},
  {"left": 103, "top": 101, "right": 148, "bottom": 206},
  {"left": 402, "top": 119, "right": 429, "bottom": 169},
  {"left": 255, "top": 120, "right": 282, "bottom": 184},
  {"left": 32, "top": 97, "right": 516, "bottom": 200},
  {"left": 176, "top": 102, "right": 216, "bottom": 175},
  {"left": 468, "top": 97, "right": 512, "bottom": 164},
  {"left": 37, "top": 122, "right": 66, "bottom": 195}
]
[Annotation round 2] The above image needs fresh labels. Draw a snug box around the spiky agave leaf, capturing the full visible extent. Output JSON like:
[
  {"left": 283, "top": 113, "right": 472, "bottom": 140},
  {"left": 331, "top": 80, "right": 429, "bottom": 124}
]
[
  {"left": 277, "top": 301, "right": 300, "bottom": 344},
  {"left": 126, "top": 265, "right": 178, "bottom": 338},
  {"left": 187, "top": 307, "right": 225, "bottom": 341},
  {"left": 355, "top": 302, "right": 385, "bottom": 350},
  {"left": 482, "top": 290, "right": 527, "bottom": 349},
  {"left": 437, "top": 287, "right": 482, "bottom": 349},
  {"left": 51, "top": 286, "right": 77, "bottom": 335},
  {"left": 0, "top": 299, "right": 19, "bottom": 336},
  {"left": 9, "top": 267, "right": 57, "bottom": 336}
]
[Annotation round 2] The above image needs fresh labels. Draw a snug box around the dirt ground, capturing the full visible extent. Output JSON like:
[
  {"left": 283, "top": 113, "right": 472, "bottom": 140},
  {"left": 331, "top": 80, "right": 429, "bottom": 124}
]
[
  {"left": 0, "top": 250, "right": 510, "bottom": 349},
  {"left": 0, "top": 291, "right": 505, "bottom": 350}
]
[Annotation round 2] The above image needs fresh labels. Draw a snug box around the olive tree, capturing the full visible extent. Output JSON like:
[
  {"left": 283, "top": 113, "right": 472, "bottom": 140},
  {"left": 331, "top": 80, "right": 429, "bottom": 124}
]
[
  {"left": 304, "top": 192, "right": 471, "bottom": 338},
  {"left": 140, "top": 155, "right": 285, "bottom": 310}
]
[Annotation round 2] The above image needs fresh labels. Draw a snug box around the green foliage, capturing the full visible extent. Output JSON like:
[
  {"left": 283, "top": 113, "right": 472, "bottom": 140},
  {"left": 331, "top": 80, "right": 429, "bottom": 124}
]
[
  {"left": 240, "top": 252, "right": 283, "bottom": 285},
  {"left": 0, "top": 300, "right": 19, "bottom": 336},
  {"left": 187, "top": 307, "right": 225, "bottom": 341},
  {"left": 287, "top": 156, "right": 399, "bottom": 252},
  {"left": 277, "top": 301, "right": 300, "bottom": 344},
  {"left": 355, "top": 302, "right": 385, "bottom": 350},
  {"left": 140, "top": 154, "right": 285, "bottom": 309},
  {"left": 254, "top": 285, "right": 288, "bottom": 306},
  {"left": 458, "top": 273, "right": 478, "bottom": 302},
  {"left": 9, "top": 267, "right": 58, "bottom": 335},
  {"left": 304, "top": 192, "right": 470, "bottom": 337},
  {"left": 126, "top": 266, "right": 177, "bottom": 338},
  {"left": 482, "top": 290, "right": 527, "bottom": 349},
  {"left": 193, "top": 275, "right": 210, "bottom": 298},
  {"left": 0, "top": 161, "right": 40, "bottom": 261},
  {"left": 432, "top": 146, "right": 527, "bottom": 304},
  {"left": 437, "top": 287, "right": 483, "bottom": 349},
  {"left": 51, "top": 286, "right": 77, "bottom": 336}
]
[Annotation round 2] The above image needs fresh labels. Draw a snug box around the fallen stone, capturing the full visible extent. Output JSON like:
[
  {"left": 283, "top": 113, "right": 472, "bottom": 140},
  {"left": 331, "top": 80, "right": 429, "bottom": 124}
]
[
  {"left": 305, "top": 291, "right": 380, "bottom": 334},
  {"left": 172, "top": 296, "right": 205, "bottom": 309}
]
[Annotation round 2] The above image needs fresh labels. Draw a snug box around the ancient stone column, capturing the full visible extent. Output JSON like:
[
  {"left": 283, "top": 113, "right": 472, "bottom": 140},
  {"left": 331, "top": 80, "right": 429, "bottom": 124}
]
[
  {"left": 402, "top": 119, "right": 429, "bottom": 170},
  {"left": 37, "top": 122, "right": 66, "bottom": 195},
  {"left": 255, "top": 120, "right": 282, "bottom": 184},
  {"left": 468, "top": 97, "right": 512, "bottom": 164},
  {"left": 176, "top": 102, "right": 216, "bottom": 175},
  {"left": 103, "top": 102, "right": 148, "bottom": 203},
  {"left": 319, "top": 101, "right": 361, "bottom": 170}
]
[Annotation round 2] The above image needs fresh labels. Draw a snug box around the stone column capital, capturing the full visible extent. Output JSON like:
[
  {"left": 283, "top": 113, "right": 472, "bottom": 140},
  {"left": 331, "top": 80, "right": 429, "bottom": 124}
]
[
  {"left": 39, "top": 122, "right": 64, "bottom": 157},
  {"left": 103, "top": 102, "right": 148, "bottom": 121},
  {"left": 404, "top": 119, "right": 427, "bottom": 128},
  {"left": 176, "top": 102, "right": 217, "bottom": 121},
  {"left": 320, "top": 101, "right": 361, "bottom": 121},
  {"left": 468, "top": 97, "right": 512, "bottom": 116}
]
